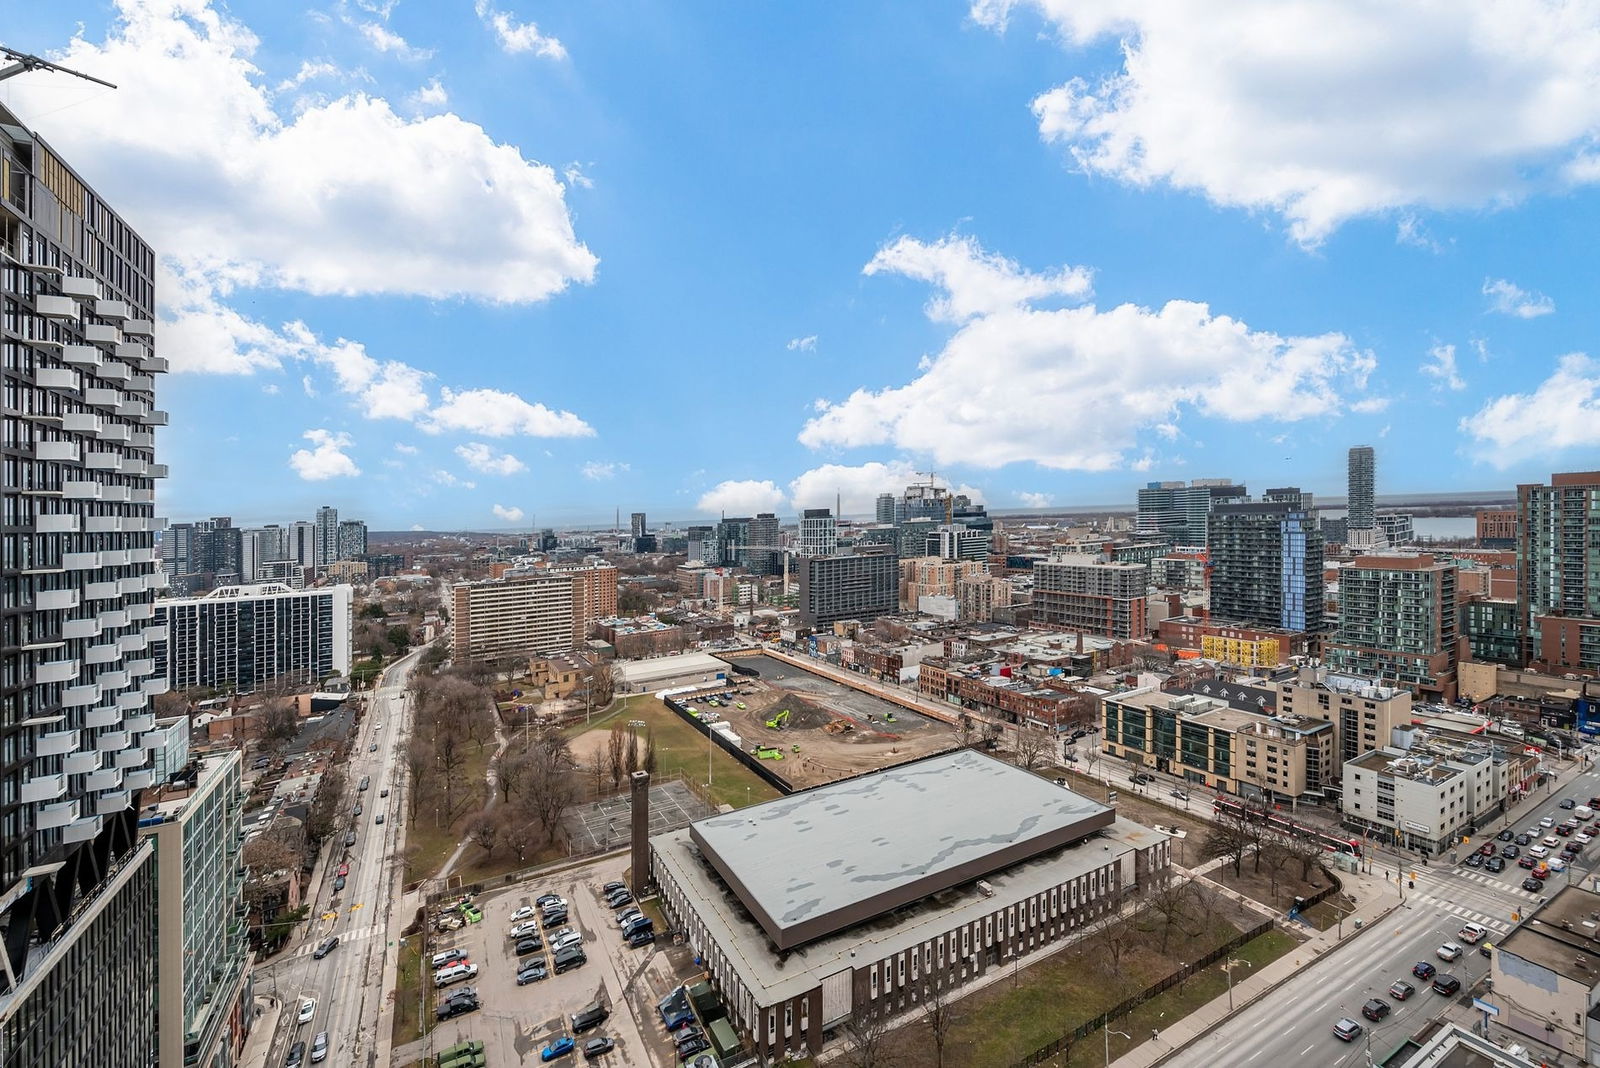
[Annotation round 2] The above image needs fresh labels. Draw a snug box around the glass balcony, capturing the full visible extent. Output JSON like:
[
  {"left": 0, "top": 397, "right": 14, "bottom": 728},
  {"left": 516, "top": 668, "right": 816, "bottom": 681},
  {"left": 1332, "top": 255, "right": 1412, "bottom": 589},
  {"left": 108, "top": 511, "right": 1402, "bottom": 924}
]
[
  {"left": 62, "top": 815, "right": 102, "bottom": 843},
  {"left": 36, "top": 801, "right": 78, "bottom": 830},
  {"left": 21, "top": 773, "right": 67, "bottom": 803}
]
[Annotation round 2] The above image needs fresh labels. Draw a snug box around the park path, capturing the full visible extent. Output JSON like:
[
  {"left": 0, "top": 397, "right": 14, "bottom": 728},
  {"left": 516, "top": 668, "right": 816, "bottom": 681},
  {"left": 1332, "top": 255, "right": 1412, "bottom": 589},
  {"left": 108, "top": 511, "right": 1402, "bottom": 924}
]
[{"left": 436, "top": 719, "right": 511, "bottom": 881}]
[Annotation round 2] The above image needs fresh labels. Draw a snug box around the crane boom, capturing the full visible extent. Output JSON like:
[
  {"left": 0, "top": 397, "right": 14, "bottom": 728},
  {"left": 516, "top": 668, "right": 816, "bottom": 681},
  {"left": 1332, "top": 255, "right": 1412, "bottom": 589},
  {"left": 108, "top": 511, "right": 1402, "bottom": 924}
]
[{"left": 0, "top": 48, "right": 117, "bottom": 89}]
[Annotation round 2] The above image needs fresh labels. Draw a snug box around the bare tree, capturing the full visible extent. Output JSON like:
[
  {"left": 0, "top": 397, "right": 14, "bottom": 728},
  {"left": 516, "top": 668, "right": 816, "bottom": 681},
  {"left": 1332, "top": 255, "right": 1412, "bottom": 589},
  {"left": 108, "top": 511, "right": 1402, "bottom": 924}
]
[
  {"left": 980, "top": 719, "right": 1003, "bottom": 752},
  {"left": 922, "top": 979, "right": 960, "bottom": 1068},
  {"left": 403, "top": 737, "right": 434, "bottom": 822},
  {"left": 467, "top": 808, "right": 501, "bottom": 858},
  {"left": 586, "top": 664, "right": 616, "bottom": 709},
  {"left": 1139, "top": 877, "right": 1206, "bottom": 953},
  {"left": 434, "top": 728, "right": 468, "bottom": 824},
  {"left": 1285, "top": 834, "right": 1331, "bottom": 883},
  {"left": 500, "top": 808, "right": 539, "bottom": 865},
  {"left": 1259, "top": 833, "right": 1297, "bottom": 903},
  {"left": 1092, "top": 886, "right": 1145, "bottom": 978},
  {"left": 1200, "top": 815, "right": 1252, "bottom": 879},
  {"left": 606, "top": 729, "right": 626, "bottom": 792},
  {"left": 624, "top": 729, "right": 640, "bottom": 776},
  {"left": 496, "top": 746, "right": 532, "bottom": 804},
  {"left": 956, "top": 713, "right": 976, "bottom": 750},
  {"left": 837, "top": 1009, "right": 903, "bottom": 1068},
  {"left": 522, "top": 734, "right": 576, "bottom": 845},
  {"left": 643, "top": 729, "right": 658, "bottom": 775},
  {"left": 1011, "top": 726, "right": 1049, "bottom": 771},
  {"left": 256, "top": 698, "right": 300, "bottom": 759}
]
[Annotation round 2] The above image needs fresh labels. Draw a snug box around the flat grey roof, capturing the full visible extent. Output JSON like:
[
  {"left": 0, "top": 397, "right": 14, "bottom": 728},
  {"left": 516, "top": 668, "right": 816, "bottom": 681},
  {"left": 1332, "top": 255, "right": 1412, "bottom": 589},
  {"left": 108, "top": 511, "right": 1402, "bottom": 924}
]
[{"left": 688, "top": 749, "right": 1113, "bottom": 950}]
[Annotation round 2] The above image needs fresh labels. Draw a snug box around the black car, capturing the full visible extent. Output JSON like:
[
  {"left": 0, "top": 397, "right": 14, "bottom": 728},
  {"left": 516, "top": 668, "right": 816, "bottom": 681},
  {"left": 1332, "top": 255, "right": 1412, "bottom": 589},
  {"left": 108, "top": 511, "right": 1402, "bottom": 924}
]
[
  {"left": 1502, "top": 844, "right": 1519, "bottom": 858},
  {"left": 516, "top": 937, "right": 543, "bottom": 956},
  {"left": 581, "top": 1037, "right": 615, "bottom": 1060},
  {"left": 536, "top": 893, "right": 565, "bottom": 909},
  {"left": 1412, "top": 961, "right": 1436, "bottom": 980},
  {"left": 543, "top": 910, "right": 569, "bottom": 929},
  {"left": 1433, "top": 974, "right": 1461, "bottom": 996},
  {"left": 1486, "top": 856, "right": 1507, "bottom": 873},
  {"left": 286, "top": 1042, "right": 306, "bottom": 1068},
  {"left": 571, "top": 1004, "right": 610, "bottom": 1033},
  {"left": 626, "top": 929, "right": 656, "bottom": 949},
  {"left": 1464, "top": 853, "right": 1484, "bottom": 868},
  {"left": 677, "top": 1033, "right": 711, "bottom": 1058},
  {"left": 1566, "top": 841, "right": 1584, "bottom": 856},
  {"left": 1561, "top": 798, "right": 1577, "bottom": 809},
  {"left": 605, "top": 891, "right": 633, "bottom": 908},
  {"left": 1132, "top": 773, "right": 1154, "bottom": 785},
  {"left": 1515, "top": 832, "right": 1534, "bottom": 846},
  {"left": 601, "top": 882, "right": 627, "bottom": 895},
  {"left": 1523, "top": 877, "right": 1545, "bottom": 891},
  {"left": 1361, "top": 998, "right": 1390, "bottom": 1021},
  {"left": 437, "top": 996, "right": 479, "bottom": 1020},
  {"left": 313, "top": 936, "right": 339, "bottom": 959},
  {"left": 333, "top": 876, "right": 346, "bottom": 892},
  {"left": 1497, "top": 829, "right": 1515, "bottom": 842},
  {"left": 517, "top": 960, "right": 548, "bottom": 985}
]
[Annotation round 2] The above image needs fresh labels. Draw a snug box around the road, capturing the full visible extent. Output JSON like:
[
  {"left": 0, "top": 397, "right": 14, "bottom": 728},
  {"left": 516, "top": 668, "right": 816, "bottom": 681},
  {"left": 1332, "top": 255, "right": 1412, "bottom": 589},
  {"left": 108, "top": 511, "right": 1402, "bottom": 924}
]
[
  {"left": 1167, "top": 758, "right": 1600, "bottom": 1067},
  {"left": 254, "top": 646, "right": 423, "bottom": 1068}
]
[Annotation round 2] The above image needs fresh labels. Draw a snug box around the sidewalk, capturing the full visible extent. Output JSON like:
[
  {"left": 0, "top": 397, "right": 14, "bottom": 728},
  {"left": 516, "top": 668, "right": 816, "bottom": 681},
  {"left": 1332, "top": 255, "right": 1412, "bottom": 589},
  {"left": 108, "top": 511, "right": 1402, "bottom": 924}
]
[{"left": 235, "top": 996, "right": 283, "bottom": 1068}]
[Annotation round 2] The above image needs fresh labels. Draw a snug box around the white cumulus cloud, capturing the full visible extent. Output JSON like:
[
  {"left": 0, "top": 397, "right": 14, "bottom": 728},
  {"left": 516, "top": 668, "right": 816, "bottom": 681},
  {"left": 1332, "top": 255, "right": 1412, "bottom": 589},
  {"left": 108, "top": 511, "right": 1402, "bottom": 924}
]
[
  {"left": 1462, "top": 353, "right": 1600, "bottom": 465},
  {"left": 11, "top": 0, "right": 595, "bottom": 303},
  {"left": 1018, "top": 491, "right": 1053, "bottom": 508},
  {"left": 289, "top": 429, "right": 360, "bottom": 480},
  {"left": 474, "top": 1, "right": 566, "bottom": 58},
  {"left": 456, "top": 442, "right": 527, "bottom": 475},
  {"left": 864, "top": 233, "right": 1092, "bottom": 323},
  {"left": 425, "top": 388, "right": 595, "bottom": 438},
  {"left": 581, "top": 461, "right": 629, "bottom": 481},
  {"left": 697, "top": 480, "right": 786, "bottom": 516},
  {"left": 975, "top": 0, "right": 1600, "bottom": 244},
  {"left": 801, "top": 234, "right": 1378, "bottom": 470},
  {"left": 492, "top": 504, "right": 525, "bottom": 522},
  {"left": 787, "top": 335, "right": 818, "bottom": 352},
  {"left": 1483, "top": 278, "right": 1556, "bottom": 318}
]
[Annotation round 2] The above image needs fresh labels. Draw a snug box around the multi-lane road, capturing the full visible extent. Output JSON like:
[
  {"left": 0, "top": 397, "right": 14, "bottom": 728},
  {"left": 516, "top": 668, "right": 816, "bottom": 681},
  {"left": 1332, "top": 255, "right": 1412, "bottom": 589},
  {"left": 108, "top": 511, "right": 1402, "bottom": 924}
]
[
  {"left": 255, "top": 646, "right": 421, "bottom": 1068},
  {"left": 1168, "top": 756, "right": 1600, "bottom": 1067}
]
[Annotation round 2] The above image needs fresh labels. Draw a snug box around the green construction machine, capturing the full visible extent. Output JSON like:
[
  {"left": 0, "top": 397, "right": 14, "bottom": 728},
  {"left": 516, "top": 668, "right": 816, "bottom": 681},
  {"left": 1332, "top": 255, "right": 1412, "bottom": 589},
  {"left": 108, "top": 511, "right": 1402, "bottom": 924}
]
[
  {"left": 765, "top": 708, "right": 790, "bottom": 730},
  {"left": 753, "top": 744, "right": 785, "bottom": 761}
]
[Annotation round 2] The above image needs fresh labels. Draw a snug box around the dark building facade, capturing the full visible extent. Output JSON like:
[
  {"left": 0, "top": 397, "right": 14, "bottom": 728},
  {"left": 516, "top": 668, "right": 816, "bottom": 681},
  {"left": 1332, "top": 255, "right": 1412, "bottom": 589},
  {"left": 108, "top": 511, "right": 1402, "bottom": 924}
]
[
  {"left": 1208, "top": 488, "right": 1324, "bottom": 632},
  {"left": 798, "top": 552, "right": 898, "bottom": 628},
  {"left": 1517, "top": 472, "right": 1600, "bottom": 671}
]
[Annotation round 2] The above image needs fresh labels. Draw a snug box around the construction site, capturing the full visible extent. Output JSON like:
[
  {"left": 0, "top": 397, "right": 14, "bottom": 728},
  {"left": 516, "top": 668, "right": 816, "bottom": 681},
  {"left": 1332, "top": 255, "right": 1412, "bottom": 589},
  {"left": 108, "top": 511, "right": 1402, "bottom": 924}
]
[{"left": 685, "top": 653, "right": 959, "bottom": 790}]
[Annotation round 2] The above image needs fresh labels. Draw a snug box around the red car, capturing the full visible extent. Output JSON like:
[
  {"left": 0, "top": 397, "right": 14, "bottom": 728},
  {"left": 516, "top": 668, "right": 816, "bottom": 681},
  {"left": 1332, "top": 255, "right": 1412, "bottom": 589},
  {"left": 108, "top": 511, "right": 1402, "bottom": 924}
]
[
  {"left": 337, "top": 863, "right": 349, "bottom": 877},
  {"left": 1530, "top": 867, "right": 1550, "bottom": 880},
  {"left": 1519, "top": 856, "right": 1538, "bottom": 869},
  {"left": 1478, "top": 842, "right": 1497, "bottom": 856}
]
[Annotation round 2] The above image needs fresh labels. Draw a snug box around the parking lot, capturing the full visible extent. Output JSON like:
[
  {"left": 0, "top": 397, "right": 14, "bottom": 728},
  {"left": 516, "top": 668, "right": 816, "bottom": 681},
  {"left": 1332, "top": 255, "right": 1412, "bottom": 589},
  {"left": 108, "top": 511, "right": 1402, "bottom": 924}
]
[
  {"left": 566, "top": 781, "right": 714, "bottom": 855},
  {"left": 407, "top": 853, "right": 697, "bottom": 1067}
]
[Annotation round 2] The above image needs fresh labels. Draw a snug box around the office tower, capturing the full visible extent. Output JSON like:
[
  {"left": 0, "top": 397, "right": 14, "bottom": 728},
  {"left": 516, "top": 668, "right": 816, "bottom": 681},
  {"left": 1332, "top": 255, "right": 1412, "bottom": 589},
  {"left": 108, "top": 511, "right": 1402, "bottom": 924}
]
[
  {"left": 287, "top": 520, "right": 316, "bottom": 569},
  {"left": 630, "top": 512, "right": 647, "bottom": 539},
  {"left": 746, "top": 513, "right": 782, "bottom": 576},
  {"left": 1347, "top": 446, "right": 1375, "bottom": 532},
  {"left": 313, "top": 505, "right": 338, "bottom": 566},
  {"left": 927, "top": 524, "right": 990, "bottom": 562},
  {"left": 875, "top": 493, "right": 896, "bottom": 524},
  {"left": 1135, "top": 479, "right": 1247, "bottom": 546},
  {"left": 1328, "top": 555, "right": 1458, "bottom": 697},
  {"left": 797, "top": 552, "right": 899, "bottom": 628},
  {"left": 797, "top": 509, "right": 838, "bottom": 558},
  {"left": 1209, "top": 488, "right": 1325, "bottom": 631},
  {"left": 152, "top": 584, "right": 354, "bottom": 692},
  {"left": 1033, "top": 556, "right": 1149, "bottom": 639},
  {"left": 0, "top": 101, "right": 165, "bottom": 1065},
  {"left": 1518, "top": 471, "right": 1600, "bottom": 671},
  {"left": 160, "top": 521, "right": 195, "bottom": 580},
  {"left": 239, "top": 529, "right": 264, "bottom": 584},
  {"left": 715, "top": 516, "right": 752, "bottom": 567},
  {"left": 192, "top": 517, "right": 240, "bottom": 583},
  {"left": 140, "top": 751, "right": 250, "bottom": 1068},
  {"left": 685, "top": 525, "right": 716, "bottom": 563},
  {"left": 336, "top": 518, "right": 367, "bottom": 561}
]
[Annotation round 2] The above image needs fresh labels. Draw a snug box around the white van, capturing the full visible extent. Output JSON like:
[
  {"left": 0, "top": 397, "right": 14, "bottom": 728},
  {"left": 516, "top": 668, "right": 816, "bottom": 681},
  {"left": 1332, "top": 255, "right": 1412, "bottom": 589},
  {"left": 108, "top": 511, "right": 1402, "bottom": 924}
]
[
  {"left": 433, "top": 962, "right": 477, "bottom": 987},
  {"left": 1576, "top": 806, "right": 1594, "bottom": 821}
]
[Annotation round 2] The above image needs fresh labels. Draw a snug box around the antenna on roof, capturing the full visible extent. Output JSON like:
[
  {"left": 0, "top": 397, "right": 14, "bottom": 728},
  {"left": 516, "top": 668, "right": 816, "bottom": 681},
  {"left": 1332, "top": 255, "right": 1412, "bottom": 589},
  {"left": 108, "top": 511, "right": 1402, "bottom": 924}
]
[{"left": 0, "top": 47, "right": 117, "bottom": 89}]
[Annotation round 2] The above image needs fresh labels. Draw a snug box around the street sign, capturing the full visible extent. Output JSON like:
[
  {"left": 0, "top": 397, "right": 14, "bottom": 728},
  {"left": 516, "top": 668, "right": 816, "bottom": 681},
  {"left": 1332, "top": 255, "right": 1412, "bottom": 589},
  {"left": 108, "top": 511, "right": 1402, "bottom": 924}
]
[{"left": 1472, "top": 997, "right": 1500, "bottom": 1016}]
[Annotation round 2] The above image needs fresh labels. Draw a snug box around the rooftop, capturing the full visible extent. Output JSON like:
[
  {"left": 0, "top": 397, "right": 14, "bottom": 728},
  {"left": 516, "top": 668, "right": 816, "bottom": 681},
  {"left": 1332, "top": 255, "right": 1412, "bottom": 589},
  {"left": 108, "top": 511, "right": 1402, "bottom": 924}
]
[
  {"left": 687, "top": 749, "right": 1114, "bottom": 950},
  {"left": 1497, "top": 885, "right": 1600, "bottom": 984},
  {"left": 1347, "top": 747, "right": 1463, "bottom": 785},
  {"left": 654, "top": 811, "right": 1162, "bottom": 1005}
]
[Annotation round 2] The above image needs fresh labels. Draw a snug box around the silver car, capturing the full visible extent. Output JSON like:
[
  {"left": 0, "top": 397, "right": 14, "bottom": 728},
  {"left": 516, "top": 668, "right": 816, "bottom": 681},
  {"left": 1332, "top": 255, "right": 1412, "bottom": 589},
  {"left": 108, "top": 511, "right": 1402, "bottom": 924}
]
[{"left": 550, "top": 928, "right": 583, "bottom": 952}]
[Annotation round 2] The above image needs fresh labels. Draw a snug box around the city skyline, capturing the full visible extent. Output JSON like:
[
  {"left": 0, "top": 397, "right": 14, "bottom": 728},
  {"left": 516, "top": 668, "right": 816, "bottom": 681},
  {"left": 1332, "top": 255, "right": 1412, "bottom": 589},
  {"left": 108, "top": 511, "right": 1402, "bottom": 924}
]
[{"left": 5, "top": 3, "right": 1599, "bottom": 527}]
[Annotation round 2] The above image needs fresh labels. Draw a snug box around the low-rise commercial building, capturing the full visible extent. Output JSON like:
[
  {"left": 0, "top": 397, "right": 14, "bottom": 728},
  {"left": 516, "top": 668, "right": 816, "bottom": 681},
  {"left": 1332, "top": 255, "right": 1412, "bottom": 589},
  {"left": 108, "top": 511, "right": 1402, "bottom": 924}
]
[
  {"left": 1341, "top": 732, "right": 1506, "bottom": 854},
  {"left": 590, "top": 616, "right": 686, "bottom": 659},
  {"left": 650, "top": 750, "right": 1172, "bottom": 1061},
  {"left": 1490, "top": 885, "right": 1600, "bottom": 1063}
]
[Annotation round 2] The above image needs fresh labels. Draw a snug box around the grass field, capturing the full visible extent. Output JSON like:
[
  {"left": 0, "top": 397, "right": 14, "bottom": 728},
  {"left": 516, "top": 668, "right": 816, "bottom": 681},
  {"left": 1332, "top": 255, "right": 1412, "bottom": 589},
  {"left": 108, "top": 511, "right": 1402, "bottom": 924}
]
[
  {"left": 890, "top": 901, "right": 1299, "bottom": 1067},
  {"left": 402, "top": 740, "right": 495, "bottom": 884},
  {"left": 570, "top": 694, "right": 782, "bottom": 810},
  {"left": 391, "top": 936, "right": 429, "bottom": 1047}
]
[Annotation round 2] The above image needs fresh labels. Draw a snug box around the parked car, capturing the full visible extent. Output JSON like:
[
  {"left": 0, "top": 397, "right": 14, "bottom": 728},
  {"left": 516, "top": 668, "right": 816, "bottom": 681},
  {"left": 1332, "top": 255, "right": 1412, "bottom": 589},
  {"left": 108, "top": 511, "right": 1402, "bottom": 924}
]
[
  {"left": 581, "top": 1037, "right": 615, "bottom": 1060},
  {"left": 1530, "top": 845, "right": 1550, "bottom": 858},
  {"left": 1437, "top": 942, "right": 1463, "bottom": 961},
  {"left": 333, "top": 876, "right": 346, "bottom": 892},
  {"left": 1502, "top": 844, "right": 1520, "bottom": 858},
  {"left": 375, "top": 814, "right": 385, "bottom": 825},
  {"left": 543, "top": 910, "right": 569, "bottom": 929},
  {"left": 313, "top": 936, "right": 339, "bottom": 959},
  {"left": 379, "top": 788, "right": 389, "bottom": 797},
  {"left": 1361, "top": 998, "right": 1390, "bottom": 1022},
  {"left": 1412, "top": 961, "right": 1436, "bottom": 980},
  {"left": 1497, "top": 829, "right": 1515, "bottom": 842},
  {"left": 615, "top": 908, "right": 643, "bottom": 928},
  {"left": 1388, "top": 980, "right": 1414, "bottom": 1001},
  {"left": 511, "top": 905, "right": 536, "bottom": 922},
  {"left": 1515, "top": 832, "right": 1534, "bottom": 846},
  {"left": 676, "top": 1032, "right": 711, "bottom": 1059},
  {"left": 601, "top": 881, "right": 627, "bottom": 895},
  {"left": 1464, "top": 853, "right": 1484, "bottom": 868},
  {"left": 285, "top": 1041, "right": 306, "bottom": 1067},
  {"left": 550, "top": 929, "right": 583, "bottom": 952},
  {"left": 1486, "top": 856, "right": 1507, "bottom": 873},
  {"left": 336, "top": 863, "right": 349, "bottom": 877},
  {"left": 1519, "top": 856, "right": 1538, "bottom": 869},
  {"left": 369, "top": 743, "right": 378, "bottom": 752},
  {"left": 431, "top": 948, "right": 469, "bottom": 969},
  {"left": 1477, "top": 842, "right": 1497, "bottom": 856},
  {"left": 517, "top": 959, "right": 548, "bottom": 984},
  {"left": 540, "top": 1037, "right": 575, "bottom": 1062},
  {"left": 1332, "top": 1017, "right": 1363, "bottom": 1042},
  {"left": 437, "top": 995, "right": 479, "bottom": 1021},
  {"left": 1561, "top": 798, "right": 1577, "bottom": 809},
  {"left": 510, "top": 921, "right": 543, "bottom": 940},
  {"left": 571, "top": 1004, "right": 610, "bottom": 1033},
  {"left": 538, "top": 894, "right": 567, "bottom": 910},
  {"left": 1458, "top": 922, "right": 1488, "bottom": 944},
  {"left": 1433, "top": 974, "right": 1462, "bottom": 996},
  {"left": 516, "top": 937, "right": 543, "bottom": 956},
  {"left": 626, "top": 929, "right": 656, "bottom": 949}
]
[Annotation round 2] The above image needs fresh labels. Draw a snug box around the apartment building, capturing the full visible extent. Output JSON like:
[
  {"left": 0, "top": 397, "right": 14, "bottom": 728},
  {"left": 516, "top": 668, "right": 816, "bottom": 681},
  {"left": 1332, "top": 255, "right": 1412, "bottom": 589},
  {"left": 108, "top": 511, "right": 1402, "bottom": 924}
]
[
  {"left": 1462, "top": 599, "right": 1521, "bottom": 667},
  {"left": 1032, "top": 555, "right": 1148, "bottom": 640},
  {"left": 1150, "top": 550, "right": 1207, "bottom": 591},
  {"left": 555, "top": 563, "right": 618, "bottom": 646},
  {"left": 0, "top": 99, "right": 166, "bottom": 1065},
  {"left": 153, "top": 583, "right": 353, "bottom": 692},
  {"left": 336, "top": 519, "right": 367, "bottom": 562},
  {"left": 1340, "top": 727, "right": 1511, "bottom": 854},
  {"left": 1328, "top": 554, "right": 1459, "bottom": 699},
  {"left": 1347, "top": 446, "right": 1376, "bottom": 533},
  {"left": 313, "top": 505, "right": 339, "bottom": 567},
  {"left": 797, "top": 509, "right": 837, "bottom": 558},
  {"left": 1208, "top": 489, "right": 1324, "bottom": 632},
  {"left": 1102, "top": 690, "right": 1335, "bottom": 800},
  {"left": 140, "top": 752, "right": 251, "bottom": 1068},
  {"left": 1135, "top": 479, "right": 1247, "bottom": 546},
  {"left": 798, "top": 552, "right": 899, "bottom": 629},
  {"left": 897, "top": 557, "right": 987, "bottom": 612},
  {"left": 1274, "top": 665, "right": 1413, "bottom": 769},
  {"left": 1518, "top": 471, "right": 1600, "bottom": 672},
  {"left": 452, "top": 571, "right": 577, "bottom": 661},
  {"left": 957, "top": 574, "right": 1015, "bottom": 623},
  {"left": 1476, "top": 508, "right": 1516, "bottom": 549}
]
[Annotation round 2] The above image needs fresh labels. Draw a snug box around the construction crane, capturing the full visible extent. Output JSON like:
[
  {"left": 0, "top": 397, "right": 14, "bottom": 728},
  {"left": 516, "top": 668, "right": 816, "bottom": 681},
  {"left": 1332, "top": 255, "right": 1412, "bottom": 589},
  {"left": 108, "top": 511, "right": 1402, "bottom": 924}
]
[
  {"left": 0, "top": 47, "right": 117, "bottom": 88},
  {"left": 914, "top": 470, "right": 954, "bottom": 524}
]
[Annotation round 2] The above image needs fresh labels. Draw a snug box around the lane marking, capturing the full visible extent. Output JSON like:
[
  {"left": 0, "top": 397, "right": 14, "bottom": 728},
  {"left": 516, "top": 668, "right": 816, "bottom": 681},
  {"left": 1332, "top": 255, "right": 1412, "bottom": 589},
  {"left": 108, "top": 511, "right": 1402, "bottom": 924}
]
[{"left": 1300, "top": 1044, "right": 1315, "bottom": 1056}]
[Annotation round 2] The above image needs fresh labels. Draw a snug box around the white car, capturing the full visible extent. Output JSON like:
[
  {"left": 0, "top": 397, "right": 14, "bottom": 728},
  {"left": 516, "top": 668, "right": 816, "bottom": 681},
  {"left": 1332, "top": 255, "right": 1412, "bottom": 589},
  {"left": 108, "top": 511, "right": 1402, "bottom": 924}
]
[
  {"left": 508, "top": 921, "right": 541, "bottom": 940},
  {"left": 1549, "top": 856, "right": 1569, "bottom": 872},
  {"left": 1437, "top": 942, "right": 1463, "bottom": 961},
  {"left": 1540, "top": 817, "right": 1557, "bottom": 829},
  {"left": 509, "top": 905, "right": 536, "bottom": 922},
  {"left": 297, "top": 997, "right": 316, "bottom": 1025},
  {"left": 550, "top": 929, "right": 583, "bottom": 952},
  {"left": 1577, "top": 833, "right": 1593, "bottom": 844},
  {"left": 1544, "top": 836, "right": 1562, "bottom": 848},
  {"left": 1530, "top": 845, "right": 1550, "bottom": 858},
  {"left": 615, "top": 908, "right": 643, "bottom": 928}
]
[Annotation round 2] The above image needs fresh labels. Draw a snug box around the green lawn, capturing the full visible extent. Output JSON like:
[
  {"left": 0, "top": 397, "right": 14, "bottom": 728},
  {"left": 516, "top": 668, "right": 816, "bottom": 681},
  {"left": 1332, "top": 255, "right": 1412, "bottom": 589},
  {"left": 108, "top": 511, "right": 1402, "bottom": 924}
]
[
  {"left": 402, "top": 739, "right": 496, "bottom": 884},
  {"left": 894, "top": 913, "right": 1298, "bottom": 1067},
  {"left": 391, "top": 936, "right": 430, "bottom": 1047},
  {"left": 568, "top": 694, "right": 783, "bottom": 810}
]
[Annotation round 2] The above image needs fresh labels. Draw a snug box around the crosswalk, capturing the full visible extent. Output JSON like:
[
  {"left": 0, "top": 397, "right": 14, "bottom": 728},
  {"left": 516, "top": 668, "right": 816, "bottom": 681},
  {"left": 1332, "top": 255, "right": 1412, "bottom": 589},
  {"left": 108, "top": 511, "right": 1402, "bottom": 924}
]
[
  {"left": 1407, "top": 890, "right": 1514, "bottom": 933},
  {"left": 287, "top": 922, "right": 384, "bottom": 959}
]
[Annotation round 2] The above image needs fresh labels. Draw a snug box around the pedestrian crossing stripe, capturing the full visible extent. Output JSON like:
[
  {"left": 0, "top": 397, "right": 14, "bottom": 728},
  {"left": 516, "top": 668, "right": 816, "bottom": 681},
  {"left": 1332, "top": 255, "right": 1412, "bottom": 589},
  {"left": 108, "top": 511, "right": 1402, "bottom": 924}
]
[{"left": 1409, "top": 893, "right": 1512, "bottom": 932}]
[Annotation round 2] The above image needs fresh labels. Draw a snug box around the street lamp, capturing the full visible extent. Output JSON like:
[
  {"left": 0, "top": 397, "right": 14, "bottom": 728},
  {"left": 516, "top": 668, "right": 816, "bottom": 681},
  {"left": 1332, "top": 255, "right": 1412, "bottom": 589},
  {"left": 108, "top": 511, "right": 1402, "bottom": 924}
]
[
  {"left": 1224, "top": 957, "right": 1252, "bottom": 1011},
  {"left": 1104, "top": 1028, "right": 1131, "bottom": 1066}
]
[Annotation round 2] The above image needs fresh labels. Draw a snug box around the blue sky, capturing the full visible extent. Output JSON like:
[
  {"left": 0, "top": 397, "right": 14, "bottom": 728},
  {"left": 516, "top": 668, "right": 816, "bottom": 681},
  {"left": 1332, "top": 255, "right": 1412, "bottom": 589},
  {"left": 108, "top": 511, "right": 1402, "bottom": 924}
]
[{"left": 7, "top": 1, "right": 1600, "bottom": 529}]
